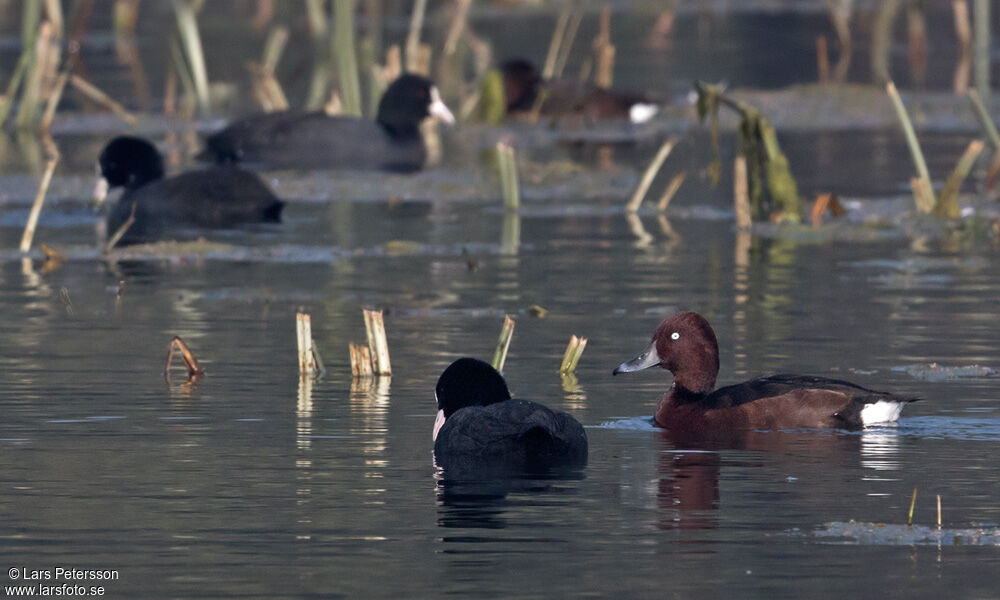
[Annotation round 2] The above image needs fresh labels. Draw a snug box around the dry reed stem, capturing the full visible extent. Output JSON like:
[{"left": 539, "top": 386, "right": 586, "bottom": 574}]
[
  {"left": 816, "top": 35, "right": 829, "bottom": 84},
  {"left": 70, "top": 74, "right": 138, "bottom": 126},
  {"left": 363, "top": 308, "right": 391, "bottom": 375},
  {"left": 492, "top": 315, "right": 515, "bottom": 373},
  {"left": 626, "top": 138, "right": 676, "bottom": 213},
  {"left": 734, "top": 156, "right": 752, "bottom": 230},
  {"left": 560, "top": 335, "right": 588, "bottom": 374},
  {"left": 296, "top": 312, "right": 320, "bottom": 375},
  {"left": 937, "top": 495, "right": 942, "bottom": 529},
  {"left": 886, "top": 82, "right": 934, "bottom": 213},
  {"left": 656, "top": 171, "right": 686, "bottom": 212},
  {"left": 542, "top": 7, "right": 571, "bottom": 80},
  {"left": 593, "top": 6, "right": 615, "bottom": 89},
  {"left": 907, "top": 488, "right": 918, "bottom": 526},
  {"left": 349, "top": 342, "right": 374, "bottom": 377},
  {"left": 103, "top": 199, "right": 136, "bottom": 252},
  {"left": 171, "top": 0, "right": 210, "bottom": 112},
  {"left": 19, "top": 155, "right": 58, "bottom": 253},
  {"left": 39, "top": 67, "right": 70, "bottom": 132},
  {"left": 443, "top": 0, "right": 471, "bottom": 56},
  {"left": 164, "top": 336, "right": 204, "bottom": 380},
  {"left": 967, "top": 89, "right": 1000, "bottom": 150},
  {"left": 496, "top": 142, "right": 520, "bottom": 211},
  {"left": 404, "top": 0, "right": 428, "bottom": 74},
  {"left": 952, "top": 0, "right": 972, "bottom": 92},
  {"left": 333, "top": 0, "right": 362, "bottom": 116},
  {"left": 16, "top": 21, "right": 55, "bottom": 129},
  {"left": 553, "top": 12, "right": 583, "bottom": 80}
]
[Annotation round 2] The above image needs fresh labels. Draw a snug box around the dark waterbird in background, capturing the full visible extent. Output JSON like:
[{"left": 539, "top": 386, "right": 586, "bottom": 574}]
[
  {"left": 95, "top": 136, "right": 283, "bottom": 247},
  {"left": 501, "top": 58, "right": 659, "bottom": 124},
  {"left": 433, "top": 358, "right": 588, "bottom": 474},
  {"left": 200, "top": 74, "right": 455, "bottom": 172},
  {"left": 613, "top": 312, "right": 917, "bottom": 432}
]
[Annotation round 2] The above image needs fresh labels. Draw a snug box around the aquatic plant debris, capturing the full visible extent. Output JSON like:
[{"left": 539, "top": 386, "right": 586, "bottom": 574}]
[
  {"left": 891, "top": 363, "right": 997, "bottom": 381},
  {"left": 813, "top": 521, "right": 1000, "bottom": 546},
  {"left": 694, "top": 81, "right": 801, "bottom": 223}
]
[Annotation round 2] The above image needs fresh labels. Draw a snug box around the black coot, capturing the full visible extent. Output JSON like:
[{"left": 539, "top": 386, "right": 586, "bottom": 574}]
[
  {"left": 433, "top": 358, "right": 588, "bottom": 473},
  {"left": 97, "top": 136, "right": 283, "bottom": 247},
  {"left": 201, "top": 74, "right": 455, "bottom": 172}
]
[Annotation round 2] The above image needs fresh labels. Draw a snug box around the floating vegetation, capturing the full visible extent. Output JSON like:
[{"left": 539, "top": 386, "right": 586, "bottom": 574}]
[
  {"left": 813, "top": 521, "right": 1000, "bottom": 547},
  {"left": 891, "top": 363, "right": 997, "bottom": 381}
]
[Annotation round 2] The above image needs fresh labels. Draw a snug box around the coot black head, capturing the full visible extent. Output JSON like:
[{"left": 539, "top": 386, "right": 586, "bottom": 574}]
[
  {"left": 500, "top": 59, "right": 542, "bottom": 112},
  {"left": 435, "top": 357, "right": 510, "bottom": 418},
  {"left": 377, "top": 74, "right": 455, "bottom": 137},
  {"left": 98, "top": 136, "right": 165, "bottom": 190}
]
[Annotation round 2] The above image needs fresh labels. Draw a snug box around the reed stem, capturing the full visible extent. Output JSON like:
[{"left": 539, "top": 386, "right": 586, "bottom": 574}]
[
  {"left": 560, "top": 335, "right": 588, "bottom": 374},
  {"left": 492, "top": 315, "right": 515, "bottom": 372},
  {"left": 404, "top": 0, "right": 428, "bottom": 73},
  {"left": 70, "top": 74, "right": 138, "bottom": 126},
  {"left": 907, "top": 487, "right": 918, "bottom": 526},
  {"left": 886, "top": 81, "right": 934, "bottom": 213},
  {"left": 967, "top": 89, "right": 1000, "bottom": 150},
  {"left": 363, "top": 308, "right": 391, "bottom": 375},
  {"left": 657, "top": 171, "right": 686, "bottom": 212},
  {"left": 164, "top": 336, "right": 204, "bottom": 380},
  {"left": 19, "top": 155, "right": 58, "bottom": 254},
  {"left": 626, "top": 138, "right": 676, "bottom": 213},
  {"left": 496, "top": 142, "right": 521, "bottom": 211},
  {"left": 734, "top": 156, "right": 752, "bottom": 230},
  {"left": 296, "top": 312, "right": 322, "bottom": 376},
  {"left": 171, "top": 0, "right": 210, "bottom": 113},
  {"left": 333, "top": 0, "right": 362, "bottom": 116}
]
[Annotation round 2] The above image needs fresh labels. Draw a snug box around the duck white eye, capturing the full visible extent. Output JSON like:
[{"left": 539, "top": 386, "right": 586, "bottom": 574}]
[{"left": 670, "top": 332, "right": 680, "bottom": 340}]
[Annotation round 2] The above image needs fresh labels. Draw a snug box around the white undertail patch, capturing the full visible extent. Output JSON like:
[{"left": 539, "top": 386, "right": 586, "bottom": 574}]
[
  {"left": 861, "top": 401, "right": 904, "bottom": 426},
  {"left": 629, "top": 103, "right": 659, "bottom": 124}
]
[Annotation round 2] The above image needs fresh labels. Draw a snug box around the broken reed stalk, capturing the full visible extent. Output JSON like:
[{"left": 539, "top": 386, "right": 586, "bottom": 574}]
[
  {"left": 953, "top": 0, "right": 972, "bottom": 93},
  {"left": 16, "top": 20, "right": 56, "bottom": 130},
  {"left": 0, "top": 52, "right": 31, "bottom": 127},
  {"left": 404, "top": 0, "right": 428, "bottom": 74},
  {"left": 19, "top": 156, "right": 58, "bottom": 253},
  {"left": 973, "top": 0, "right": 990, "bottom": 99},
  {"left": 542, "top": 7, "right": 571, "bottom": 80},
  {"left": 69, "top": 74, "right": 138, "bottom": 126},
  {"left": 103, "top": 201, "right": 136, "bottom": 253},
  {"left": 363, "top": 308, "right": 391, "bottom": 375},
  {"left": 816, "top": 35, "right": 830, "bottom": 84},
  {"left": 559, "top": 335, "right": 588, "bottom": 374},
  {"left": 625, "top": 138, "right": 676, "bottom": 213},
  {"left": 443, "top": 0, "right": 471, "bottom": 56},
  {"left": 492, "top": 315, "right": 515, "bottom": 372},
  {"left": 592, "top": 5, "right": 615, "bottom": 89},
  {"left": 657, "top": 171, "right": 686, "bottom": 212},
  {"left": 164, "top": 336, "right": 204, "bottom": 380},
  {"left": 171, "top": 0, "right": 210, "bottom": 113},
  {"left": 59, "top": 287, "right": 74, "bottom": 316},
  {"left": 907, "top": 487, "right": 918, "bottom": 526},
  {"left": 296, "top": 311, "right": 325, "bottom": 376},
  {"left": 496, "top": 142, "right": 521, "bottom": 211},
  {"left": 734, "top": 156, "right": 752, "bottom": 230},
  {"left": 937, "top": 495, "right": 942, "bottom": 529},
  {"left": 262, "top": 25, "right": 289, "bottom": 73},
  {"left": 333, "top": 0, "right": 362, "bottom": 117},
  {"left": 935, "top": 139, "right": 984, "bottom": 219},
  {"left": 553, "top": 12, "right": 583, "bottom": 80},
  {"left": 349, "top": 341, "right": 373, "bottom": 377},
  {"left": 39, "top": 68, "right": 70, "bottom": 132},
  {"left": 886, "top": 81, "right": 934, "bottom": 214},
  {"left": 967, "top": 89, "right": 1000, "bottom": 150}
]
